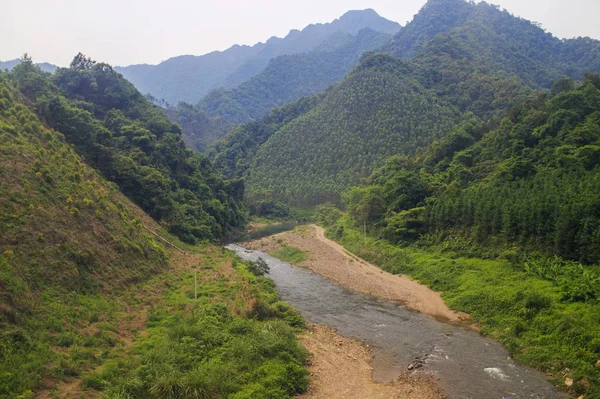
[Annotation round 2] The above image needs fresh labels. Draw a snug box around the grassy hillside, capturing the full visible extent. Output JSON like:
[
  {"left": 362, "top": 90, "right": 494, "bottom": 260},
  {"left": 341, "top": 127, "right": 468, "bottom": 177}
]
[
  {"left": 0, "top": 73, "right": 171, "bottom": 397},
  {"left": 0, "top": 73, "right": 308, "bottom": 398}
]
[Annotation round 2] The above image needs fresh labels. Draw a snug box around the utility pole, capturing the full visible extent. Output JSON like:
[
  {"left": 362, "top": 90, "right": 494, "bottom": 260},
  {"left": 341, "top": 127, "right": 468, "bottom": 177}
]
[{"left": 194, "top": 267, "right": 198, "bottom": 302}]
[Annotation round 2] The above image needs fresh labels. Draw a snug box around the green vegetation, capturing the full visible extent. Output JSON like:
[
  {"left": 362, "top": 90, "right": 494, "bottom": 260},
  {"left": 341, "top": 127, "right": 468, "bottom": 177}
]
[
  {"left": 342, "top": 76, "right": 600, "bottom": 265},
  {"left": 94, "top": 251, "right": 307, "bottom": 399},
  {"left": 334, "top": 74, "right": 600, "bottom": 397},
  {"left": 8, "top": 54, "right": 245, "bottom": 244},
  {"left": 324, "top": 215, "right": 600, "bottom": 397},
  {"left": 270, "top": 245, "right": 309, "bottom": 265}
]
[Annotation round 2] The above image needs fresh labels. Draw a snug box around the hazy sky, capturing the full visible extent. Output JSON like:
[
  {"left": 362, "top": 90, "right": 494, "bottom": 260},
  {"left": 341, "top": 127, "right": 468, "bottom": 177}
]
[{"left": 2, "top": 0, "right": 599, "bottom": 67}]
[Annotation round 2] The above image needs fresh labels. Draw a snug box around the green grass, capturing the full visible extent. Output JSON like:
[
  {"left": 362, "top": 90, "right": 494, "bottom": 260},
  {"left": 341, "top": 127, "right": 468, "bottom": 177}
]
[
  {"left": 93, "top": 250, "right": 308, "bottom": 398},
  {"left": 326, "top": 215, "right": 600, "bottom": 397},
  {"left": 270, "top": 245, "right": 308, "bottom": 264}
]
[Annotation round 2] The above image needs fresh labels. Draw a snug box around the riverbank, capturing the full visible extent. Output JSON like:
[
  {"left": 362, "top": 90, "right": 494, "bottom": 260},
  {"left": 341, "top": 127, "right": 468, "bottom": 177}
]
[
  {"left": 243, "top": 225, "right": 471, "bottom": 326},
  {"left": 299, "top": 324, "right": 443, "bottom": 399},
  {"left": 319, "top": 215, "right": 599, "bottom": 397}
]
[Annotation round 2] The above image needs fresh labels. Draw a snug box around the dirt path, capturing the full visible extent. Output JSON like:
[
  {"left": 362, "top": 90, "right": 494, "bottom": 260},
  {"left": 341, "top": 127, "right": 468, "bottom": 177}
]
[
  {"left": 244, "top": 225, "right": 471, "bottom": 326},
  {"left": 299, "top": 324, "right": 444, "bottom": 399}
]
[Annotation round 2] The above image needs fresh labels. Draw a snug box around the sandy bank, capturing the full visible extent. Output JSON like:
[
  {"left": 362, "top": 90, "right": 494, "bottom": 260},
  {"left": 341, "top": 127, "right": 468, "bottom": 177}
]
[
  {"left": 299, "top": 324, "right": 443, "bottom": 399},
  {"left": 244, "top": 225, "right": 471, "bottom": 326}
]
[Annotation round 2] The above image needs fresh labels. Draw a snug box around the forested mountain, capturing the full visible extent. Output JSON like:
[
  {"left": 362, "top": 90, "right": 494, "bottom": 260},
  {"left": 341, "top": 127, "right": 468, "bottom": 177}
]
[
  {"left": 115, "top": 9, "right": 400, "bottom": 104},
  {"left": 0, "top": 58, "right": 57, "bottom": 73},
  {"left": 8, "top": 54, "right": 245, "bottom": 243},
  {"left": 198, "top": 28, "right": 393, "bottom": 129},
  {"left": 213, "top": 0, "right": 600, "bottom": 206},
  {"left": 244, "top": 54, "right": 460, "bottom": 205},
  {"left": 389, "top": 0, "right": 600, "bottom": 87}
]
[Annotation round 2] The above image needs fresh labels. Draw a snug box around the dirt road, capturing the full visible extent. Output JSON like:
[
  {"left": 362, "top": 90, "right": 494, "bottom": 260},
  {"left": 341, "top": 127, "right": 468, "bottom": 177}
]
[{"left": 244, "top": 225, "right": 470, "bottom": 325}]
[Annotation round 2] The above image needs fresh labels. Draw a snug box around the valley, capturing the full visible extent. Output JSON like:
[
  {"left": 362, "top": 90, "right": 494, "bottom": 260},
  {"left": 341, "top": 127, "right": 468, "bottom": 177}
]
[{"left": 2, "top": 0, "right": 600, "bottom": 397}]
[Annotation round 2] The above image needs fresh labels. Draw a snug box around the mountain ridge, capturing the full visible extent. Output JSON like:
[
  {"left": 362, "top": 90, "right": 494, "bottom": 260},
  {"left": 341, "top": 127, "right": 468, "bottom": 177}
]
[{"left": 114, "top": 9, "right": 400, "bottom": 104}]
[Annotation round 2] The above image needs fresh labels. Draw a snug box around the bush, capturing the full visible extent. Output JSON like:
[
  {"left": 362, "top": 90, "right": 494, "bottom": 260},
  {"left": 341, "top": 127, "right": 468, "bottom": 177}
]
[{"left": 247, "top": 258, "right": 270, "bottom": 276}]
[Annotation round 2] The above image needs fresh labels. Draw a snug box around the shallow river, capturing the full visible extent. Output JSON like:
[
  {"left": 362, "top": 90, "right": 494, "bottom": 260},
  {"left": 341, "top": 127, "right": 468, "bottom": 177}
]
[{"left": 227, "top": 244, "right": 569, "bottom": 399}]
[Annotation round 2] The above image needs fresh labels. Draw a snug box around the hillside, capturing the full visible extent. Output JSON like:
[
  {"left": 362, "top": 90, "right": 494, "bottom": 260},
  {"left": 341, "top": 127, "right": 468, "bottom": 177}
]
[
  {"left": 8, "top": 54, "right": 245, "bottom": 244},
  {"left": 115, "top": 9, "right": 400, "bottom": 104},
  {"left": 0, "top": 72, "right": 172, "bottom": 396},
  {"left": 0, "top": 65, "right": 308, "bottom": 398}
]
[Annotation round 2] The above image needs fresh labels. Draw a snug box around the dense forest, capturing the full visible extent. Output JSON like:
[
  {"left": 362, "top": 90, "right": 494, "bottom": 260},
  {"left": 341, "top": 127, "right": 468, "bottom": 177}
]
[
  {"left": 8, "top": 54, "right": 245, "bottom": 243},
  {"left": 245, "top": 53, "right": 460, "bottom": 205},
  {"left": 343, "top": 75, "right": 600, "bottom": 264}
]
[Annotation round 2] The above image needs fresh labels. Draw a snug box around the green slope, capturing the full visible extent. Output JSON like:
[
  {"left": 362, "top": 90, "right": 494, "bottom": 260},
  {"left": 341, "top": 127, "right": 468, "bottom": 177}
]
[
  {"left": 0, "top": 73, "right": 172, "bottom": 396},
  {"left": 0, "top": 70, "right": 308, "bottom": 399},
  {"left": 245, "top": 54, "right": 460, "bottom": 205}
]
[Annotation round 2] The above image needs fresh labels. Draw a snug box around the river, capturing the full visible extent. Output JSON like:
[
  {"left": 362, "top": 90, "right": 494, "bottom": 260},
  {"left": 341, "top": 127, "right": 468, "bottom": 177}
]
[{"left": 227, "top": 244, "right": 569, "bottom": 399}]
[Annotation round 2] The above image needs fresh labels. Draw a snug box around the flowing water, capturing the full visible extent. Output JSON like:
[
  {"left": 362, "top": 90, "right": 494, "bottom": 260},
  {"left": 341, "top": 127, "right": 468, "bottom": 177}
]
[{"left": 227, "top": 244, "right": 570, "bottom": 399}]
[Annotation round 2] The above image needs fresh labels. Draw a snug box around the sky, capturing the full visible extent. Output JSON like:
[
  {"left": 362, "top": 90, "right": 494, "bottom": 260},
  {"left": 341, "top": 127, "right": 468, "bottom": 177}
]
[{"left": 2, "top": 0, "right": 599, "bottom": 67}]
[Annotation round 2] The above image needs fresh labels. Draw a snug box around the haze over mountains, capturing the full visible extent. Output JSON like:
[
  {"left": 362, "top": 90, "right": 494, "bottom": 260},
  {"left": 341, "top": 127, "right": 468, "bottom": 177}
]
[{"left": 114, "top": 9, "right": 400, "bottom": 105}]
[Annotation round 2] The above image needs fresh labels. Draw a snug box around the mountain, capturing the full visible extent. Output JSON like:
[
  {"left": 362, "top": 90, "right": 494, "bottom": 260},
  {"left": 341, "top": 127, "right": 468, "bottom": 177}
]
[
  {"left": 115, "top": 9, "right": 400, "bottom": 104},
  {"left": 213, "top": 0, "right": 600, "bottom": 207},
  {"left": 243, "top": 54, "right": 460, "bottom": 206},
  {"left": 8, "top": 54, "right": 245, "bottom": 244},
  {"left": 0, "top": 58, "right": 57, "bottom": 73},
  {"left": 390, "top": 0, "right": 600, "bottom": 87},
  {"left": 198, "top": 28, "right": 393, "bottom": 130}
]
